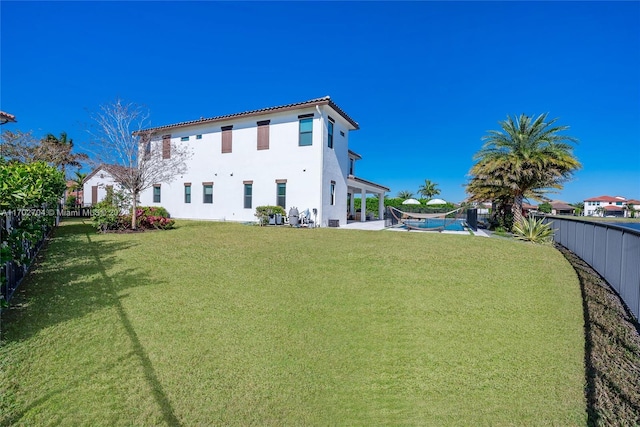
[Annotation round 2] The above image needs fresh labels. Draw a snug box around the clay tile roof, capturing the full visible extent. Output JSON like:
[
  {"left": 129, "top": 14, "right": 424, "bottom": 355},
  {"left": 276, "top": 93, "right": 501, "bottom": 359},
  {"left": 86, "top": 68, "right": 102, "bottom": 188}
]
[
  {"left": 584, "top": 195, "right": 627, "bottom": 202},
  {"left": 0, "top": 111, "right": 17, "bottom": 124},
  {"left": 603, "top": 205, "right": 623, "bottom": 211},
  {"left": 138, "top": 96, "right": 359, "bottom": 134}
]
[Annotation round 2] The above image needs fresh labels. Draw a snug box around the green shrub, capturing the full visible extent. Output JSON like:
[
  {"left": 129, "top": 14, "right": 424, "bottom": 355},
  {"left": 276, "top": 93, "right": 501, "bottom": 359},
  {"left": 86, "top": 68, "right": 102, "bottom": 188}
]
[
  {"left": 255, "top": 205, "right": 286, "bottom": 225},
  {"left": 92, "top": 203, "right": 174, "bottom": 232},
  {"left": 65, "top": 195, "right": 77, "bottom": 209},
  {"left": 131, "top": 206, "right": 174, "bottom": 230},
  {"left": 137, "top": 206, "right": 170, "bottom": 218},
  {"left": 539, "top": 202, "right": 552, "bottom": 214},
  {"left": 512, "top": 215, "right": 554, "bottom": 244},
  {"left": 91, "top": 200, "right": 121, "bottom": 232}
]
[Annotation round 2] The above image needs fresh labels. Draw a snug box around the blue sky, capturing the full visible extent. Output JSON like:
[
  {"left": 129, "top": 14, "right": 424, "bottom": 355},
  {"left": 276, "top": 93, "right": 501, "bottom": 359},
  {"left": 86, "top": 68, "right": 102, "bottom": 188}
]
[{"left": 2, "top": 1, "right": 639, "bottom": 204}]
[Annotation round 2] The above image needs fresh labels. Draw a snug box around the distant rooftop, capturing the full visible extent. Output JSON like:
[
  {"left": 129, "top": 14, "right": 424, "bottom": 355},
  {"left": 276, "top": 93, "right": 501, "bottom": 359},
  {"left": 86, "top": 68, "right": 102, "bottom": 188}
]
[
  {"left": 0, "top": 111, "right": 17, "bottom": 125},
  {"left": 584, "top": 195, "right": 627, "bottom": 202}
]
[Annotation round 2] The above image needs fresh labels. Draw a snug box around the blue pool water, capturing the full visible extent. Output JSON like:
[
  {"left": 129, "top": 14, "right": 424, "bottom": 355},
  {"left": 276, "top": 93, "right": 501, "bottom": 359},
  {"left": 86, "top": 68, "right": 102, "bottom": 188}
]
[
  {"left": 403, "top": 218, "right": 466, "bottom": 231},
  {"left": 609, "top": 222, "right": 640, "bottom": 231}
]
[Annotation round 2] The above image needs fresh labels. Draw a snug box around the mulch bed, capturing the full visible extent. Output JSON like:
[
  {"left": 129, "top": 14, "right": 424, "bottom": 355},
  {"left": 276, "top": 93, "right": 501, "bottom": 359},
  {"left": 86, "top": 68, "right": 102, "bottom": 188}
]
[{"left": 556, "top": 244, "right": 640, "bottom": 426}]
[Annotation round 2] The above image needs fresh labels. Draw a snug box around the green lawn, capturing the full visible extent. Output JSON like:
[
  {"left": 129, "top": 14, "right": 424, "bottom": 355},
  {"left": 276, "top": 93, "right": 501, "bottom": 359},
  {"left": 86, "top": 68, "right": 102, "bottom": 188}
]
[{"left": 1, "top": 219, "right": 586, "bottom": 426}]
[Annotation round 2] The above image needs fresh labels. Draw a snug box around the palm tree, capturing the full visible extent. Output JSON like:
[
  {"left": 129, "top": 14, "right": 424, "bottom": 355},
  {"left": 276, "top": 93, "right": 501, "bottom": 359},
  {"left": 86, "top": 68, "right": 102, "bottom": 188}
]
[
  {"left": 71, "top": 170, "right": 87, "bottom": 207},
  {"left": 40, "top": 132, "right": 88, "bottom": 177},
  {"left": 624, "top": 203, "right": 637, "bottom": 218},
  {"left": 417, "top": 179, "right": 441, "bottom": 200},
  {"left": 397, "top": 190, "right": 414, "bottom": 200},
  {"left": 466, "top": 113, "right": 581, "bottom": 227}
]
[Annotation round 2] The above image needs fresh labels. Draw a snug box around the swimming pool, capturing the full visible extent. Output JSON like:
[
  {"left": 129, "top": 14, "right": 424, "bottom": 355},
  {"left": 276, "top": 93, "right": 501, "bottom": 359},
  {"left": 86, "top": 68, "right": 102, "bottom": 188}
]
[{"left": 403, "top": 218, "right": 467, "bottom": 231}]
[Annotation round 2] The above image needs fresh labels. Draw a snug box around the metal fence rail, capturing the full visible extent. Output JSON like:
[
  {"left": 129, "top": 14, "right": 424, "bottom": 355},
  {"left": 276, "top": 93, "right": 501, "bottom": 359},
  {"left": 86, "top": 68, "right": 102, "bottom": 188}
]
[{"left": 543, "top": 216, "right": 640, "bottom": 321}]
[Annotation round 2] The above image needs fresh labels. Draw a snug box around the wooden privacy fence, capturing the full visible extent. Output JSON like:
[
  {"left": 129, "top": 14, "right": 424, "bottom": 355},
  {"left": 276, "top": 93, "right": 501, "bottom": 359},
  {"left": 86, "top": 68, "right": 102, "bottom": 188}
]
[{"left": 543, "top": 216, "right": 640, "bottom": 322}]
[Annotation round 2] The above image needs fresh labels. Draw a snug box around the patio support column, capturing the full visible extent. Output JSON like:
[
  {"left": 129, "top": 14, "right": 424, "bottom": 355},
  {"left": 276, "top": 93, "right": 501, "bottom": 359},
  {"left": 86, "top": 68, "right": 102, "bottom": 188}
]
[
  {"left": 378, "top": 192, "right": 384, "bottom": 220},
  {"left": 361, "top": 188, "right": 367, "bottom": 222},
  {"left": 350, "top": 192, "right": 355, "bottom": 218}
]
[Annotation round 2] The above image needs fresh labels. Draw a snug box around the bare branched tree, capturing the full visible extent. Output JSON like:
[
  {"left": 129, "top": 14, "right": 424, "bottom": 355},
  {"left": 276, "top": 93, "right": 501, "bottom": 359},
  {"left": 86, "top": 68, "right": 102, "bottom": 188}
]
[
  {"left": 91, "top": 98, "right": 191, "bottom": 229},
  {"left": 1, "top": 129, "right": 42, "bottom": 163}
]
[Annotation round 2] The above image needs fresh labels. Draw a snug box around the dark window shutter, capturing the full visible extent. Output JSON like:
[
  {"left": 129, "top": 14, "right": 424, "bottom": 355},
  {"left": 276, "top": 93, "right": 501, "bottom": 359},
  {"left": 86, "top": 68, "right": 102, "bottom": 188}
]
[
  {"left": 222, "top": 126, "right": 233, "bottom": 153},
  {"left": 257, "top": 120, "right": 270, "bottom": 150},
  {"left": 162, "top": 135, "right": 171, "bottom": 159}
]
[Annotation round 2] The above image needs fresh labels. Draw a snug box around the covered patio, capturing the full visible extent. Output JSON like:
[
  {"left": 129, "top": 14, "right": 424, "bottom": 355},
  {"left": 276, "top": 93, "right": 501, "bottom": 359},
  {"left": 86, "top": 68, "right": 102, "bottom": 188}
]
[{"left": 347, "top": 176, "right": 389, "bottom": 223}]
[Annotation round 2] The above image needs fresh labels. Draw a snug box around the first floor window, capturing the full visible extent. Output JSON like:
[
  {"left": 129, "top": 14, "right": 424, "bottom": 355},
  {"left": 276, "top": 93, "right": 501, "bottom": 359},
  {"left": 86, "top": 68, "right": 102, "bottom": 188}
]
[
  {"left": 203, "top": 183, "right": 213, "bottom": 203},
  {"left": 184, "top": 184, "right": 191, "bottom": 203},
  {"left": 330, "top": 181, "right": 336, "bottom": 205},
  {"left": 276, "top": 182, "right": 286, "bottom": 209},
  {"left": 244, "top": 183, "right": 253, "bottom": 209},
  {"left": 153, "top": 185, "right": 161, "bottom": 203}
]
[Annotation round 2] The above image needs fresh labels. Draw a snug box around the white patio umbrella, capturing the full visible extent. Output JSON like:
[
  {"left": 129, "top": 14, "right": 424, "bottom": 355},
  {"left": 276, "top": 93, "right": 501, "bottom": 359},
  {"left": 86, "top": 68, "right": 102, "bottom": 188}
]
[
  {"left": 426, "top": 198, "right": 447, "bottom": 205},
  {"left": 402, "top": 198, "right": 421, "bottom": 205}
]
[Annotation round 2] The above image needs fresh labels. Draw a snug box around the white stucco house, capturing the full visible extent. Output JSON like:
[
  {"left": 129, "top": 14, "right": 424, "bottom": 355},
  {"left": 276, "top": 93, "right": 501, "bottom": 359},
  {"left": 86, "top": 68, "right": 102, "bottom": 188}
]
[
  {"left": 137, "top": 96, "right": 389, "bottom": 227},
  {"left": 82, "top": 164, "right": 129, "bottom": 207},
  {"left": 583, "top": 195, "right": 627, "bottom": 217}
]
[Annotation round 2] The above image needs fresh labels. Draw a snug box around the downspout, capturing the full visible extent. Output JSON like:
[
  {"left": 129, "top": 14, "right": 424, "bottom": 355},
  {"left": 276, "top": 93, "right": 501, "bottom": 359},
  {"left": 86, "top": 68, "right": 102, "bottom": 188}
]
[{"left": 316, "top": 104, "right": 325, "bottom": 226}]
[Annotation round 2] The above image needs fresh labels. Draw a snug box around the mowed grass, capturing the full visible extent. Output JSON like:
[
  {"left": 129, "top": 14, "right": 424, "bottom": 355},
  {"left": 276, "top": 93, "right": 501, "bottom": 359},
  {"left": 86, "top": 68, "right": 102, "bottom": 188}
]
[{"left": 1, "top": 219, "right": 586, "bottom": 426}]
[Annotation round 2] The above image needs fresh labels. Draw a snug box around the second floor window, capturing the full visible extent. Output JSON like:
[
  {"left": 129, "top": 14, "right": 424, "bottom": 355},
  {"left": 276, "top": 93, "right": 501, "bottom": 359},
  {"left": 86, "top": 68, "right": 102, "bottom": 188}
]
[
  {"left": 328, "top": 118, "right": 334, "bottom": 149},
  {"left": 299, "top": 117, "right": 313, "bottom": 146}
]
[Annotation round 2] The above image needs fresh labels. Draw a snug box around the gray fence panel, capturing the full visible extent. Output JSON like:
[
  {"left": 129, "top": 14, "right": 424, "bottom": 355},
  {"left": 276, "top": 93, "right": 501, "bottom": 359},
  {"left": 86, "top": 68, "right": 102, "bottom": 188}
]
[
  {"left": 546, "top": 216, "right": 640, "bottom": 321},
  {"left": 621, "top": 232, "right": 640, "bottom": 319},
  {"left": 591, "top": 226, "right": 608, "bottom": 277},
  {"left": 574, "top": 222, "right": 586, "bottom": 260},
  {"left": 604, "top": 228, "right": 624, "bottom": 293},
  {"left": 567, "top": 221, "right": 578, "bottom": 251}
]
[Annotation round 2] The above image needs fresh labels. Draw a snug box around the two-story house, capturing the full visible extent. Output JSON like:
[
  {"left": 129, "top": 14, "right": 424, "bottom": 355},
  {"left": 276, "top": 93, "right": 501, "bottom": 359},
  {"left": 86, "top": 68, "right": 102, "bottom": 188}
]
[
  {"left": 137, "top": 97, "right": 388, "bottom": 227},
  {"left": 583, "top": 195, "right": 626, "bottom": 217}
]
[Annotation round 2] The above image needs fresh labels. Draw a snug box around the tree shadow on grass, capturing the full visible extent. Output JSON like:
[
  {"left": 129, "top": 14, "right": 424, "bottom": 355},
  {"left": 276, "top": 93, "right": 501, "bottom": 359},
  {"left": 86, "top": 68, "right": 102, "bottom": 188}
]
[{"left": 1, "top": 219, "right": 181, "bottom": 426}]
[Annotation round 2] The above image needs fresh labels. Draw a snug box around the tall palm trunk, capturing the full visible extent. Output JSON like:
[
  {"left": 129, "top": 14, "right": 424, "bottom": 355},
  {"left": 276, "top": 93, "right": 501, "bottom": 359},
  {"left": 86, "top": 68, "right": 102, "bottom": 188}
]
[{"left": 511, "top": 194, "right": 524, "bottom": 227}]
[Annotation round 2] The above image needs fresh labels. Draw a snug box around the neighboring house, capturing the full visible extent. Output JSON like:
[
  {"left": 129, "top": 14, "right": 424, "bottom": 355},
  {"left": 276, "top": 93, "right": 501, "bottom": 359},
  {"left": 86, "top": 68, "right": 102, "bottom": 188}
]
[
  {"left": 583, "top": 195, "right": 626, "bottom": 217},
  {"left": 65, "top": 180, "right": 84, "bottom": 206},
  {"left": 522, "top": 202, "right": 538, "bottom": 215},
  {"left": 625, "top": 199, "right": 640, "bottom": 218},
  {"left": 549, "top": 200, "right": 575, "bottom": 216},
  {"left": 137, "top": 96, "right": 389, "bottom": 227},
  {"left": 83, "top": 164, "right": 129, "bottom": 206},
  {"left": 0, "top": 111, "right": 17, "bottom": 125}
]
